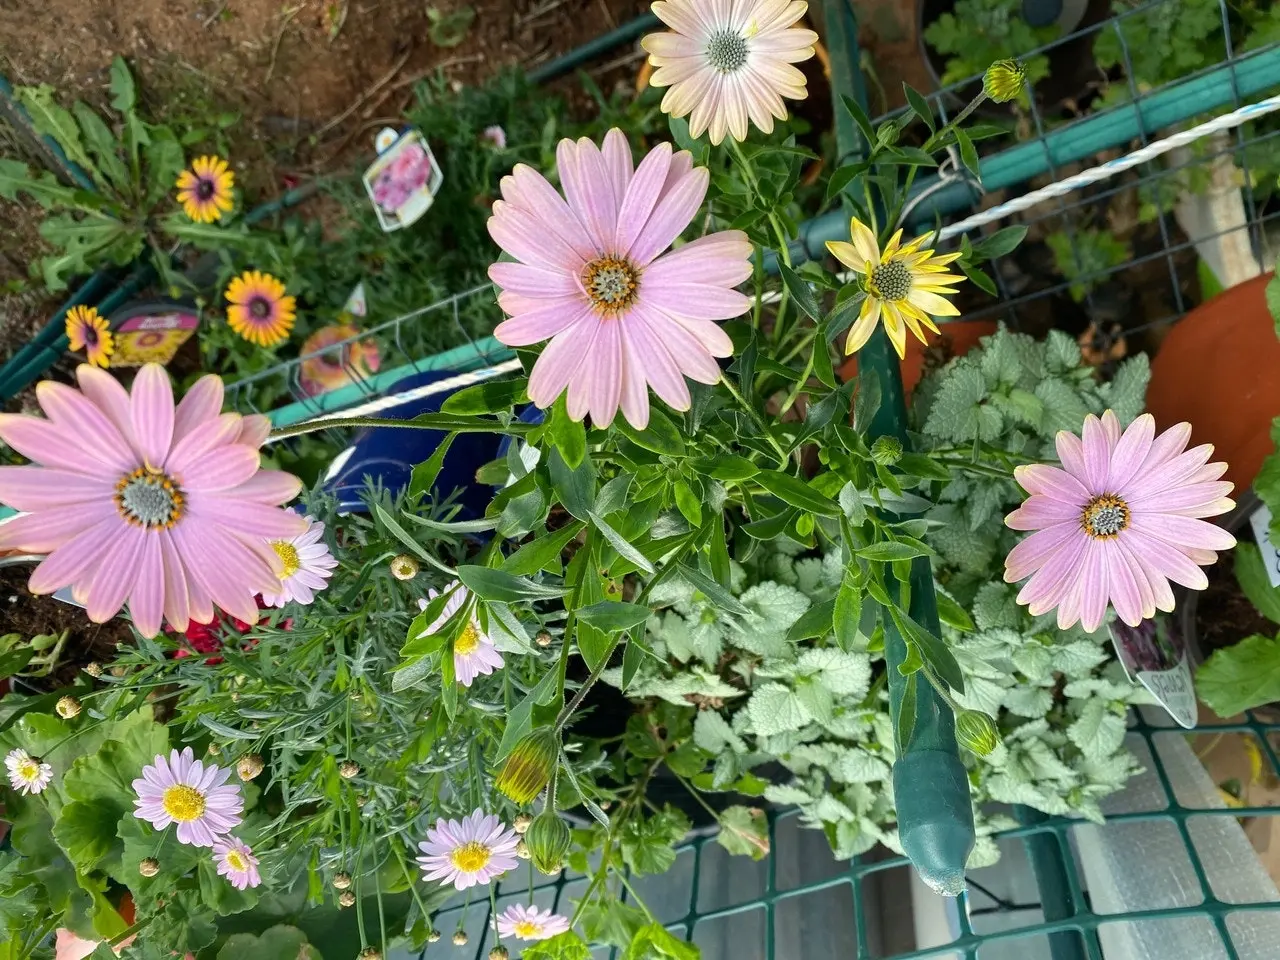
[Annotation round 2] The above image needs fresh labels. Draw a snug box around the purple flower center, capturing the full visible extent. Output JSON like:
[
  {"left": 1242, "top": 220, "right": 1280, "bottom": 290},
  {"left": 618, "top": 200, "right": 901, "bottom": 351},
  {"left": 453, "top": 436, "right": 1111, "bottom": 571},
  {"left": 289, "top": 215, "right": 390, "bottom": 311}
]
[
  {"left": 249, "top": 296, "right": 273, "bottom": 320},
  {"left": 196, "top": 177, "right": 216, "bottom": 201},
  {"left": 706, "top": 30, "right": 749, "bottom": 74},
  {"left": 583, "top": 256, "right": 638, "bottom": 312},
  {"left": 1082, "top": 494, "right": 1130, "bottom": 538},
  {"left": 115, "top": 468, "right": 184, "bottom": 528},
  {"left": 870, "top": 260, "right": 912, "bottom": 302},
  {"left": 82, "top": 325, "right": 99, "bottom": 347}
]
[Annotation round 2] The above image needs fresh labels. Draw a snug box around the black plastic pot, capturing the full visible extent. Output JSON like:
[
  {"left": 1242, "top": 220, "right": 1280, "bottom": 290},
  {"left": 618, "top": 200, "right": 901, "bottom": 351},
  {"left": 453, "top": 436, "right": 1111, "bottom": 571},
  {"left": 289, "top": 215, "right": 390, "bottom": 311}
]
[{"left": 1179, "top": 490, "right": 1263, "bottom": 668}]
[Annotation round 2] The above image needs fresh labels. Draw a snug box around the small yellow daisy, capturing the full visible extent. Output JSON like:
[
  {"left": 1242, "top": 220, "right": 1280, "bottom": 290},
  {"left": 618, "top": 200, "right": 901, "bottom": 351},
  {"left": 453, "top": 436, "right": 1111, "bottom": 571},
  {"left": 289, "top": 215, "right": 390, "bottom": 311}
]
[
  {"left": 826, "top": 217, "right": 965, "bottom": 359},
  {"left": 64, "top": 305, "right": 114, "bottom": 368},
  {"left": 176, "top": 156, "right": 235, "bottom": 223},
  {"left": 225, "top": 270, "right": 296, "bottom": 348}
]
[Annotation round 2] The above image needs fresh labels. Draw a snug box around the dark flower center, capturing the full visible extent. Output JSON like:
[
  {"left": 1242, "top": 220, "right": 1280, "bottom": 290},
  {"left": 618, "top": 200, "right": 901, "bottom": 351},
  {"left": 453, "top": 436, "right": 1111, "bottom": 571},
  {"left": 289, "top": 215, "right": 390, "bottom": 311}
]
[
  {"left": 196, "top": 177, "right": 216, "bottom": 201},
  {"left": 249, "top": 297, "right": 273, "bottom": 320},
  {"left": 583, "top": 256, "right": 639, "bottom": 313},
  {"left": 83, "top": 326, "right": 98, "bottom": 346},
  {"left": 706, "top": 30, "right": 749, "bottom": 74},
  {"left": 1082, "top": 494, "right": 1130, "bottom": 539},
  {"left": 115, "top": 468, "right": 184, "bottom": 528},
  {"left": 870, "top": 260, "right": 913, "bottom": 302}
]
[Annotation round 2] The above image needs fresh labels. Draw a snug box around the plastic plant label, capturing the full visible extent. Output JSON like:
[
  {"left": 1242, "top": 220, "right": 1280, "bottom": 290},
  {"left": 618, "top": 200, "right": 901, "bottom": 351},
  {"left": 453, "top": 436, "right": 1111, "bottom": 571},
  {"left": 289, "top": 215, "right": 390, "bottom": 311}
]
[
  {"left": 1249, "top": 502, "right": 1280, "bottom": 588},
  {"left": 1109, "top": 616, "right": 1196, "bottom": 728},
  {"left": 109, "top": 308, "right": 199, "bottom": 367},
  {"left": 362, "top": 127, "right": 443, "bottom": 232}
]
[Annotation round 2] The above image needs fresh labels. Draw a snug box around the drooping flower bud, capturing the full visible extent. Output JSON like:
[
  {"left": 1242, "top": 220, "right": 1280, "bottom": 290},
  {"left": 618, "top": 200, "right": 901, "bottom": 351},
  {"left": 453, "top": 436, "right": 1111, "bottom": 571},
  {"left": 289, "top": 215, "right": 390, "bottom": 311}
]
[
  {"left": 955, "top": 710, "right": 1000, "bottom": 757},
  {"left": 515, "top": 839, "right": 530, "bottom": 860},
  {"left": 489, "top": 948, "right": 510, "bottom": 960},
  {"left": 452, "top": 931, "right": 469, "bottom": 946},
  {"left": 983, "top": 59, "right": 1027, "bottom": 104},
  {"left": 535, "top": 630, "right": 553, "bottom": 647},
  {"left": 339, "top": 890, "right": 356, "bottom": 907},
  {"left": 84, "top": 662, "right": 103, "bottom": 678},
  {"left": 237, "top": 753, "right": 264, "bottom": 781},
  {"left": 55, "top": 696, "right": 81, "bottom": 719},
  {"left": 427, "top": 930, "right": 441, "bottom": 943},
  {"left": 359, "top": 948, "right": 381, "bottom": 960},
  {"left": 524, "top": 811, "right": 572, "bottom": 876},
  {"left": 390, "top": 555, "right": 419, "bottom": 580},
  {"left": 333, "top": 871, "right": 353, "bottom": 890},
  {"left": 513, "top": 813, "right": 533, "bottom": 834},
  {"left": 494, "top": 729, "right": 558, "bottom": 805},
  {"left": 339, "top": 760, "right": 360, "bottom": 779},
  {"left": 139, "top": 857, "right": 160, "bottom": 878}
]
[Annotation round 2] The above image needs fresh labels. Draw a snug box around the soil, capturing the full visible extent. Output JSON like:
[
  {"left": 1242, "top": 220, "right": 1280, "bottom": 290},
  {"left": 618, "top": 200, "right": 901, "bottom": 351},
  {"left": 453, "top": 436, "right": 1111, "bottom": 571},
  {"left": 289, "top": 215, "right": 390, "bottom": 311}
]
[{"left": 1194, "top": 543, "right": 1275, "bottom": 657}]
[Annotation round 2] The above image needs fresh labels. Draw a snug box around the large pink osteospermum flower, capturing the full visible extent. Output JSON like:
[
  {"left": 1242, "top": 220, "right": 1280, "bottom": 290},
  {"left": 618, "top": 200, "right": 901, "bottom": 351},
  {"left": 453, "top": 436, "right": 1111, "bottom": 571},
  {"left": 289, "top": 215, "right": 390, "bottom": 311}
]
[
  {"left": 416, "top": 808, "right": 520, "bottom": 890},
  {"left": 487, "top": 128, "right": 752, "bottom": 429},
  {"left": 1004, "top": 411, "right": 1235, "bottom": 632},
  {"left": 0, "top": 365, "right": 305, "bottom": 637},
  {"left": 133, "top": 747, "right": 244, "bottom": 847}
]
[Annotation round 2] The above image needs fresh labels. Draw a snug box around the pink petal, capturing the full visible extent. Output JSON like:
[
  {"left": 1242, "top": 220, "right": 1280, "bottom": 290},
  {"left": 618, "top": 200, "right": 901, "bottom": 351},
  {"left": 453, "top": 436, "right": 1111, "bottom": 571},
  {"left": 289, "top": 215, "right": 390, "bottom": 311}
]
[
  {"left": 1013, "top": 464, "right": 1090, "bottom": 504},
  {"left": 1016, "top": 534, "right": 1086, "bottom": 613},
  {"left": 126, "top": 534, "right": 166, "bottom": 637},
  {"left": 614, "top": 142, "right": 673, "bottom": 255},
  {"left": 176, "top": 445, "right": 261, "bottom": 492},
  {"left": 1107, "top": 413, "right": 1155, "bottom": 491},
  {"left": 76, "top": 365, "right": 137, "bottom": 453},
  {"left": 586, "top": 317, "right": 623, "bottom": 428},
  {"left": 488, "top": 201, "right": 586, "bottom": 273},
  {"left": 1054, "top": 429, "right": 1087, "bottom": 480},
  {"left": 1129, "top": 513, "right": 1236, "bottom": 551},
  {"left": 192, "top": 498, "right": 308, "bottom": 538},
  {"left": 558, "top": 137, "right": 616, "bottom": 255},
  {"left": 237, "top": 415, "right": 271, "bottom": 448},
  {"left": 633, "top": 303, "right": 720, "bottom": 383},
  {"left": 85, "top": 524, "right": 146, "bottom": 623},
  {"left": 620, "top": 308, "right": 690, "bottom": 410},
  {"left": 1124, "top": 444, "right": 1215, "bottom": 500},
  {"left": 226, "top": 470, "right": 303, "bottom": 505},
  {"left": 488, "top": 262, "right": 580, "bottom": 299},
  {"left": 0, "top": 466, "right": 113, "bottom": 512},
  {"left": 0, "top": 502, "right": 114, "bottom": 553},
  {"left": 164, "top": 413, "right": 243, "bottom": 475},
  {"left": 601, "top": 128, "right": 634, "bottom": 201},
  {"left": 565, "top": 319, "right": 601, "bottom": 422},
  {"left": 1123, "top": 529, "right": 1209, "bottom": 590},
  {"left": 1100, "top": 409, "right": 1122, "bottom": 446},
  {"left": 171, "top": 522, "right": 270, "bottom": 624},
  {"left": 527, "top": 318, "right": 597, "bottom": 409},
  {"left": 1080, "top": 414, "right": 1112, "bottom": 493},
  {"left": 640, "top": 282, "right": 752, "bottom": 321},
  {"left": 158, "top": 530, "right": 191, "bottom": 632},
  {"left": 668, "top": 316, "right": 734, "bottom": 357},
  {"left": 131, "top": 365, "right": 176, "bottom": 470},
  {"left": 1004, "top": 521, "right": 1080, "bottom": 582},
  {"left": 644, "top": 231, "right": 754, "bottom": 287},
  {"left": 0, "top": 415, "right": 106, "bottom": 475},
  {"left": 662, "top": 150, "right": 694, "bottom": 195},
  {"left": 1104, "top": 540, "right": 1145, "bottom": 627},
  {"left": 1005, "top": 495, "right": 1081, "bottom": 532},
  {"left": 34, "top": 381, "right": 135, "bottom": 473},
  {"left": 1135, "top": 421, "right": 1192, "bottom": 476},
  {"left": 495, "top": 299, "right": 592, "bottom": 347},
  {"left": 628, "top": 167, "right": 709, "bottom": 266},
  {"left": 501, "top": 164, "right": 597, "bottom": 262},
  {"left": 1076, "top": 542, "right": 1110, "bottom": 633},
  {"left": 618, "top": 332, "right": 651, "bottom": 429},
  {"left": 27, "top": 515, "right": 121, "bottom": 594},
  {"left": 172, "top": 375, "right": 225, "bottom": 444},
  {"left": 1113, "top": 537, "right": 1159, "bottom": 620},
  {"left": 1130, "top": 481, "right": 1234, "bottom": 517}
]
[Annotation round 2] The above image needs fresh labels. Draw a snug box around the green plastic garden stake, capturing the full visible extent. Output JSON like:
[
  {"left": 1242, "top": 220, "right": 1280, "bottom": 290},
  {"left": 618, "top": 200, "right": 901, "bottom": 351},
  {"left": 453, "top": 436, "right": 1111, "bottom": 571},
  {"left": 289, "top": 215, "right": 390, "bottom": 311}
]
[{"left": 821, "top": 0, "right": 975, "bottom": 895}]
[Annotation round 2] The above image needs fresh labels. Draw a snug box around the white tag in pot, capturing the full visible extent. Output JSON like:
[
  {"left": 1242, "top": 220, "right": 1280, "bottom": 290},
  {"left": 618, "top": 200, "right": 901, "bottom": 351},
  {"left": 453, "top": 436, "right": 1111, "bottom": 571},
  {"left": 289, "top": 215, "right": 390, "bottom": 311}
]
[{"left": 1249, "top": 503, "right": 1280, "bottom": 588}]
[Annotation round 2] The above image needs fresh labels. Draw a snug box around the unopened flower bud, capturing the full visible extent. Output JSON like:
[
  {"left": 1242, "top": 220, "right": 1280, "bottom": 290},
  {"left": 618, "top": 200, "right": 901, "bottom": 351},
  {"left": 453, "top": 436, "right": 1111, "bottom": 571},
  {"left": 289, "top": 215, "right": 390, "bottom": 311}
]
[
  {"left": 139, "top": 857, "right": 160, "bottom": 878},
  {"left": 983, "top": 59, "right": 1026, "bottom": 104},
  {"left": 359, "top": 948, "right": 381, "bottom": 960},
  {"left": 955, "top": 710, "right": 1000, "bottom": 757},
  {"left": 339, "top": 760, "right": 360, "bottom": 779},
  {"left": 427, "top": 930, "right": 441, "bottom": 943},
  {"left": 207, "top": 742, "right": 221, "bottom": 756},
  {"left": 513, "top": 813, "right": 533, "bottom": 834},
  {"left": 84, "top": 662, "right": 103, "bottom": 678},
  {"left": 452, "top": 931, "right": 468, "bottom": 946},
  {"left": 524, "top": 811, "right": 572, "bottom": 876},
  {"left": 333, "top": 871, "right": 352, "bottom": 890},
  {"left": 237, "top": 753, "right": 264, "bottom": 781},
  {"left": 390, "top": 554, "right": 419, "bottom": 580},
  {"left": 339, "top": 890, "right": 356, "bottom": 907},
  {"left": 515, "top": 839, "right": 530, "bottom": 860},
  {"left": 495, "top": 729, "right": 558, "bottom": 805},
  {"left": 489, "top": 949, "right": 509, "bottom": 960},
  {"left": 535, "top": 631, "right": 552, "bottom": 647},
  {"left": 870, "top": 436, "right": 903, "bottom": 466},
  {"left": 55, "top": 696, "right": 81, "bottom": 719}
]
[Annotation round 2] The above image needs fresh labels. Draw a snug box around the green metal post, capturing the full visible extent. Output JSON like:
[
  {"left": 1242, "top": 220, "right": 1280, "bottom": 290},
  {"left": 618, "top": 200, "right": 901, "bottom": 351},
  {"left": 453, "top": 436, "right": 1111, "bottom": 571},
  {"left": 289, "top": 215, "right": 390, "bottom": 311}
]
[{"left": 822, "top": 0, "right": 975, "bottom": 895}]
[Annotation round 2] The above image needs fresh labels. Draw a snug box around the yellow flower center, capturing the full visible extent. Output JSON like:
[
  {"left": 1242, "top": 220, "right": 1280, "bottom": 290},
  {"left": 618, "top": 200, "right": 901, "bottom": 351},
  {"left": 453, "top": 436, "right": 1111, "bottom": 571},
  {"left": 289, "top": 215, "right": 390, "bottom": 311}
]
[
  {"left": 455, "top": 622, "right": 480, "bottom": 656},
  {"left": 450, "top": 840, "right": 491, "bottom": 873},
  {"left": 1081, "top": 494, "right": 1130, "bottom": 539},
  {"left": 225, "top": 849, "right": 248, "bottom": 872},
  {"left": 17, "top": 759, "right": 40, "bottom": 782},
  {"left": 161, "top": 784, "right": 206, "bottom": 822},
  {"left": 869, "top": 260, "right": 913, "bottom": 302},
  {"left": 271, "top": 540, "right": 301, "bottom": 578},
  {"left": 514, "top": 921, "right": 543, "bottom": 938},
  {"left": 583, "top": 256, "right": 638, "bottom": 313},
  {"left": 115, "top": 468, "right": 185, "bottom": 529}
]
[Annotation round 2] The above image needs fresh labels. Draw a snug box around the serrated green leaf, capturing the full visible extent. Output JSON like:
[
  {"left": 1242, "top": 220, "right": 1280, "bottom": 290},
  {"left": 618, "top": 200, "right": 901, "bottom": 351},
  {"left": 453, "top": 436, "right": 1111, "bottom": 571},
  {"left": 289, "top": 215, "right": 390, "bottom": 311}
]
[
  {"left": 408, "top": 432, "right": 456, "bottom": 500},
  {"left": 16, "top": 85, "right": 96, "bottom": 176},
  {"left": 1196, "top": 633, "right": 1280, "bottom": 717},
  {"left": 715, "top": 805, "right": 770, "bottom": 861},
  {"left": 1236, "top": 543, "right": 1280, "bottom": 625}
]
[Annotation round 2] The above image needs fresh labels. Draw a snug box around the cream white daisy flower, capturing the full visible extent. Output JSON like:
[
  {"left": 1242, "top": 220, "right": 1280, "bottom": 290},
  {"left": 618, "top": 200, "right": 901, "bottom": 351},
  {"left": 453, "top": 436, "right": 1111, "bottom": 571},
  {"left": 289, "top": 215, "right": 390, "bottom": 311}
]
[
  {"left": 5, "top": 748, "right": 53, "bottom": 795},
  {"left": 260, "top": 516, "right": 338, "bottom": 608}
]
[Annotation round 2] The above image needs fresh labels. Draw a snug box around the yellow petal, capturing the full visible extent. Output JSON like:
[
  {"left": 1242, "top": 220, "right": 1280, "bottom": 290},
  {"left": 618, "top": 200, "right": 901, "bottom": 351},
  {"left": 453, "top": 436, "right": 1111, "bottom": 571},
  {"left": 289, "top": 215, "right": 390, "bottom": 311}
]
[
  {"left": 843, "top": 296, "right": 882, "bottom": 355},
  {"left": 826, "top": 241, "right": 869, "bottom": 274},
  {"left": 881, "top": 303, "right": 908, "bottom": 359},
  {"left": 907, "top": 289, "right": 961, "bottom": 317},
  {"left": 882, "top": 228, "right": 905, "bottom": 259},
  {"left": 848, "top": 217, "right": 881, "bottom": 266}
]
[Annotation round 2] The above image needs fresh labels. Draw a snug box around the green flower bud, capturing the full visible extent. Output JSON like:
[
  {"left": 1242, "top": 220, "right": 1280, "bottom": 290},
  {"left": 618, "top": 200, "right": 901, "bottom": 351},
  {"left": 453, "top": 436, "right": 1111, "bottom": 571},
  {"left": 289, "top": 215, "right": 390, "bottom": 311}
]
[
  {"left": 524, "top": 811, "right": 572, "bottom": 876},
  {"left": 494, "top": 729, "right": 558, "bottom": 805},
  {"left": 870, "top": 436, "right": 902, "bottom": 466},
  {"left": 955, "top": 710, "right": 1000, "bottom": 757},
  {"left": 983, "top": 59, "right": 1026, "bottom": 104}
]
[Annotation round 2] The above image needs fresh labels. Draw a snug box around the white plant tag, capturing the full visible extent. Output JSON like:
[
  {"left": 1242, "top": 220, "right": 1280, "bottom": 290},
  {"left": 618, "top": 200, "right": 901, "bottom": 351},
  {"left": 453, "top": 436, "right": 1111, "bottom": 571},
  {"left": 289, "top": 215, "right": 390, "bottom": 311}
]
[
  {"left": 1109, "top": 616, "right": 1196, "bottom": 729},
  {"left": 1249, "top": 502, "right": 1280, "bottom": 588}
]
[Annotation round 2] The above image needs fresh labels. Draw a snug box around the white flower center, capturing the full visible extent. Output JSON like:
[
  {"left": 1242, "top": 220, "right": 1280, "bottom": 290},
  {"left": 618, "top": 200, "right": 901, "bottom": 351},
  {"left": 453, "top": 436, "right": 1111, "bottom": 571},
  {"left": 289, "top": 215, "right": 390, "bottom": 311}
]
[
  {"left": 1082, "top": 494, "right": 1130, "bottom": 539},
  {"left": 706, "top": 30, "right": 749, "bottom": 73},
  {"left": 115, "top": 468, "right": 184, "bottom": 528},
  {"left": 583, "top": 256, "right": 638, "bottom": 313},
  {"left": 870, "top": 260, "right": 913, "bottom": 302},
  {"left": 450, "top": 840, "right": 491, "bottom": 873}
]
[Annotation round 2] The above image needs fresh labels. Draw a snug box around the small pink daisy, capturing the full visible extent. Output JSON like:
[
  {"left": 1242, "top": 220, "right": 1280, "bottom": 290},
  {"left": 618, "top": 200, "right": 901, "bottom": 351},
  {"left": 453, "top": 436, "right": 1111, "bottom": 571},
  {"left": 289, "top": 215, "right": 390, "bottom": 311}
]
[
  {"left": 1004, "top": 411, "right": 1236, "bottom": 632},
  {"left": 213, "top": 837, "right": 261, "bottom": 890},
  {"left": 482, "top": 125, "right": 507, "bottom": 150},
  {"left": 259, "top": 516, "right": 338, "bottom": 607},
  {"left": 487, "top": 128, "right": 752, "bottom": 429},
  {"left": 132, "top": 747, "right": 243, "bottom": 847},
  {"left": 418, "top": 580, "right": 504, "bottom": 687},
  {"left": 494, "top": 904, "right": 572, "bottom": 941},
  {"left": 0, "top": 364, "right": 306, "bottom": 637},
  {"left": 416, "top": 808, "right": 520, "bottom": 890}
]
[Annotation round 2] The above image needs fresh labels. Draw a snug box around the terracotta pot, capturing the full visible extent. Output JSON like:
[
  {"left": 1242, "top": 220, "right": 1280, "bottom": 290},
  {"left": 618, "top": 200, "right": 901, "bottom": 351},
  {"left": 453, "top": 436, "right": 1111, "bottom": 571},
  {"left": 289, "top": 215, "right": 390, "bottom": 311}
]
[
  {"left": 1146, "top": 272, "right": 1280, "bottom": 492},
  {"left": 837, "top": 319, "right": 999, "bottom": 399}
]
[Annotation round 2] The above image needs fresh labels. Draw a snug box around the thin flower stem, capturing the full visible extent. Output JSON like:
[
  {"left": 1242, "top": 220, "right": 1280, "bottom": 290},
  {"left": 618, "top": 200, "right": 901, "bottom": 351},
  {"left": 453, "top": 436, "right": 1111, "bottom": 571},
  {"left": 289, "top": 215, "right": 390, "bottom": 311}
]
[
  {"left": 269, "top": 416, "right": 532, "bottom": 441},
  {"left": 375, "top": 848, "right": 388, "bottom": 958},
  {"left": 488, "top": 886, "right": 500, "bottom": 948},
  {"left": 717, "top": 376, "right": 788, "bottom": 465},
  {"left": 393, "top": 845, "right": 434, "bottom": 934},
  {"left": 672, "top": 771, "right": 724, "bottom": 825},
  {"left": 355, "top": 842, "right": 368, "bottom": 946},
  {"left": 777, "top": 345, "right": 817, "bottom": 418},
  {"left": 615, "top": 870, "right": 656, "bottom": 923}
]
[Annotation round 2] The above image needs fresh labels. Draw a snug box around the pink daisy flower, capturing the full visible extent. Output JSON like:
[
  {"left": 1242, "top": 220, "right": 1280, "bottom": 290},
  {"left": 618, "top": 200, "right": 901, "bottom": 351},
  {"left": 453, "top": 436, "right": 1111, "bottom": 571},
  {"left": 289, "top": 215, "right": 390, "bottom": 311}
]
[
  {"left": 416, "top": 808, "right": 520, "bottom": 890},
  {"left": 642, "top": 0, "right": 819, "bottom": 144},
  {"left": 0, "top": 364, "right": 305, "bottom": 637},
  {"left": 259, "top": 516, "right": 338, "bottom": 607},
  {"left": 487, "top": 128, "right": 752, "bottom": 429},
  {"left": 213, "top": 837, "right": 261, "bottom": 890},
  {"left": 1004, "top": 411, "right": 1236, "bottom": 633},
  {"left": 417, "top": 580, "right": 504, "bottom": 687},
  {"left": 494, "top": 904, "right": 572, "bottom": 941},
  {"left": 132, "top": 747, "right": 243, "bottom": 847}
]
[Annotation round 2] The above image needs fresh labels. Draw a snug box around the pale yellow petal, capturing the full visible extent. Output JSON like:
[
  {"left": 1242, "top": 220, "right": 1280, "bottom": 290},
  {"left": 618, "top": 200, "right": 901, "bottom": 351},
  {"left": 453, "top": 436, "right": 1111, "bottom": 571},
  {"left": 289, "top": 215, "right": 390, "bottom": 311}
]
[
  {"left": 826, "top": 241, "right": 870, "bottom": 274},
  {"left": 848, "top": 217, "right": 881, "bottom": 266},
  {"left": 907, "top": 288, "right": 961, "bottom": 317},
  {"left": 882, "top": 228, "right": 905, "bottom": 259},
  {"left": 881, "top": 303, "right": 908, "bottom": 359},
  {"left": 844, "top": 296, "right": 882, "bottom": 355}
]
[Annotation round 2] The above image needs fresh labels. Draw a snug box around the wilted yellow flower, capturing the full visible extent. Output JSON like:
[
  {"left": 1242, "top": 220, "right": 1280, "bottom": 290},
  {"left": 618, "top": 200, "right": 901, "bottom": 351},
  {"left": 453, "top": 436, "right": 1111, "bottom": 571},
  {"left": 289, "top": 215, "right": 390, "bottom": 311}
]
[
  {"left": 55, "top": 696, "right": 81, "bottom": 719},
  {"left": 237, "top": 753, "right": 264, "bottom": 781},
  {"left": 139, "top": 857, "right": 160, "bottom": 878}
]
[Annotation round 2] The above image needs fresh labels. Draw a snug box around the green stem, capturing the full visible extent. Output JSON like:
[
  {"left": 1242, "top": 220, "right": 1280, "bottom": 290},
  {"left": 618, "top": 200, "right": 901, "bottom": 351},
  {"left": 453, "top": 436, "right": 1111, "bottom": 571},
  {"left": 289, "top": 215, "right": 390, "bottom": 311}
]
[
  {"left": 269, "top": 416, "right": 531, "bottom": 442},
  {"left": 718, "top": 375, "right": 788, "bottom": 465},
  {"left": 393, "top": 845, "right": 434, "bottom": 935},
  {"left": 672, "top": 772, "right": 724, "bottom": 825},
  {"left": 777, "top": 346, "right": 817, "bottom": 418},
  {"left": 615, "top": 870, "right": 656, "bottom": 923}
]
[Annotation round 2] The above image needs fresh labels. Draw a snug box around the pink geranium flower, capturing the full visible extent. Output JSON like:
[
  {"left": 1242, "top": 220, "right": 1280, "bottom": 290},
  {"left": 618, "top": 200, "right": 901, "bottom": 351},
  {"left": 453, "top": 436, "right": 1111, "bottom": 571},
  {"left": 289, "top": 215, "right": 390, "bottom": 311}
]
[
  {"left": 487, "top": 128, "right": 752, "bottom": 429},
  {"left": 132, "top": 747, "right": 243, "bottom": 847},
  {"left": 0, "top": 365, "right": 305, "bottom": 637},
  {"left": 1004, "top": 411, "right": 1236, "bottom": 632},
  {"left": 416, "top": 808, "right": 520, "bottom": 890}
]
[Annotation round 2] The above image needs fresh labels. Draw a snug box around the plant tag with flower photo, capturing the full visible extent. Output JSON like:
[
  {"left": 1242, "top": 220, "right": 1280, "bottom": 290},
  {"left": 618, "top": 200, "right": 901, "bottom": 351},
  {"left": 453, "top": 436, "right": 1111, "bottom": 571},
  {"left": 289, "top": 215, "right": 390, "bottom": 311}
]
[
  {"left": 1109, "top": 616, "right": 1196, "bottom": 728},
  {"left": 109, "top": 305, "right": 199, "bottom": 367},
  {"left": 363, "top": 127, "right": 443, "bottom": 232},
  {"left": 1249, "top": 503, "right": 1280, "bottom": 588}
]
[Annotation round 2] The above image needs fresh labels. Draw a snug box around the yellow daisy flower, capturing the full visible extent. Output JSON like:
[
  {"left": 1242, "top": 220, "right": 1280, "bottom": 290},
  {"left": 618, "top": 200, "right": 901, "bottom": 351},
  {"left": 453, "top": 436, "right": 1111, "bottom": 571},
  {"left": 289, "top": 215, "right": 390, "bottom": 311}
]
[
  {"left": 225, "top": 271, "right": 296, "bottom": 348},
  {"left": 826, "top": 217, "right": 965, "bottom": 359},
  {"left": 64, "top": 305, "right": 114, "bottom": 368},
  {"left": 176, "top": 156, "right": 235, "bottom": 223}
]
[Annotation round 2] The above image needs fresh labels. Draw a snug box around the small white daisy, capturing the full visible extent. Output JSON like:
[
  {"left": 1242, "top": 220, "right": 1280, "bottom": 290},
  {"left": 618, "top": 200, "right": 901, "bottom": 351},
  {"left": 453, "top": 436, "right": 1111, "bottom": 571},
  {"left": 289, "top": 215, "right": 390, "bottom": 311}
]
[
  {"left": 495, "top": 903, "right": 572, "bottom": 941},
  {"left": 260, "top": 516, "right": 338, "bottom": 608},
  {"left": 416, "top": 808, "right": 520, "bottom": 890},
  {"left": 5, "top": 748, "right": 53, "bottom": 795},
  {"left": 213, "top": 837, "right": 261, "bottom": 890},
  {"left": 417, "top": 581, "right": 505, "bottom": 687}
]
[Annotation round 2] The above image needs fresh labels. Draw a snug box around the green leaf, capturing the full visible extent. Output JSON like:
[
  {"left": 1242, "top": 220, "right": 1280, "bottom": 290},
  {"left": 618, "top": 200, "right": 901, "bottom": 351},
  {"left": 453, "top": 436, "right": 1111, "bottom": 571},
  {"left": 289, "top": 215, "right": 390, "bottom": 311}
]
[
  {"left": 72, "top": 102, "right": 130, "bottom": 195},
  {"left": 755, "top": 471, "right": 840, "bottom": 517},
  {"left": 834, "top": 572, "right": 863, "bottom": 652},
  {"left": 673, "top": 480, "right": 703, "bottom": 527},
  {"left": 616, "top": 407, "right": 687, "bottom": 456},
  {"left": 715, "top": 805, "right": 770, "bottom": 861},
  {"left": 786, "top": 597, "right": 835, "bottom": 643},
  {"left": 971, "top": 225, "right": 1027, "bottom": 262},
  {"left": 440, "top": 378, "right": 525, "bottom": 414},
  {"left": 621, "top": 629, "right": 658, "bottom": 691},
  {"left": 895, "top": 452, "right": 951, "bottom": 481},
  {"left": 0, "top": 647, "right": 35, "bottom": 680},
  {"left": 51, "top": 801, "right": 121, "bottom": 874},
  {"left": 1197, "top": 633, "right": 1280, "bottom": 717},
  {"left": 854, "top": 540, "right": 932, "bottom": 562},
  {"left": 372, "top": 503, "right": 432, "bottom": 561},
  {"left": 502, "top": 521, "right": 584, "bottom": 577},
  {"left": 497, "top": 668, "right": 561, "bottom": 760},
  {"left": 1235, "top": 543, "right": 1280, "bottom": 625},
  {"left": 678, "top": 563, "right": 750, "bottom": 617},
  {"left": 896, "top": 671, "right": 918, "bottom": 755},
  {"left": 1267, "top": 272, "right": 1280, "bottom": 330},
  {"left": 400, "top": 585, "right": 458, "bottom": 658},
  {"left": 196, "top": 714, "right": 257, "bottom": 741},
  {"left": 521, "top": 931, "right": 592, "bottom": 960},
  {"left": 935, "top": 592, "right": 976, "bottom": 633},
  {"left": 779, "top": 262, "right": 823, "bottom": 323},
  {"left": 547, "top": 396, "right": 586, "bottom": 469},
  {"left": 588, "top": 511, "right": 655, "bottom": 575},
  {"left": 456, "top": 565, "right": 568, "bottom": 602},
  {"left": 854, "top": 370, "right": 881, "bottom": 431},
  {"left": 889, "top": 608, "right": 965, "bottom": 694},
  {"left": 577, "top": 601, "right": 651, "bottom": 634},
  {"left": 108, "top": 57, "right": 137, "bottom": 113},
  {"left": 698, "top": 455, "right": 759, "bottom": 481},
  {"left": 825, "top": 160, "right": 871, "bottom": 203},
  {"left": 904, "top": 84, "right": 935, "bottom": 133},
  {"left": 15, "top": 85, "right": 96, "bottom": 177},
  {"left": 958, "top": 259, "right": 997, "bottom": 296},
  {"left": 954, "top": 127, "right": 981, "bottom": 182},
  {"left": 840, "top": 94, "right": 875, "bottom": 149},
  {"left": 216, "top": 925, "right": 321, "bottom": 960},
  {"left": 549, "top": 446, "right": 596, "bottom": 521}
]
